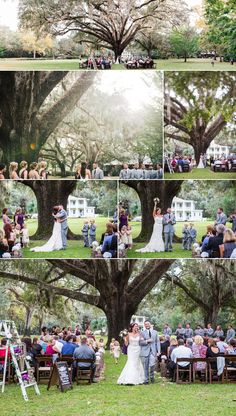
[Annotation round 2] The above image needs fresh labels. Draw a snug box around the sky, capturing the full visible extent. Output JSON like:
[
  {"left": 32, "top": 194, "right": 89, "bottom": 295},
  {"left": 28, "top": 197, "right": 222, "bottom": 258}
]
[{"left": 0, "top": 0, "right": 203, "bottom": 31}]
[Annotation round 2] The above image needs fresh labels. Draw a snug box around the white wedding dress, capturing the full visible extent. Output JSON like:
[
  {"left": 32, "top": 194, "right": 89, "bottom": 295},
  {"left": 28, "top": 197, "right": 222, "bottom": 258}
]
[
  {"left": 197, "top": 157, "right": 205, "bottom": 169},
  {"left": 136, "top": 216, "right": 165, "bottom": 253},
  {"left": 30, "top": 221, "right": 63, "bottom": 252},
  {"left": 117, "top": 335, "right": 145, "bottom": 385}
]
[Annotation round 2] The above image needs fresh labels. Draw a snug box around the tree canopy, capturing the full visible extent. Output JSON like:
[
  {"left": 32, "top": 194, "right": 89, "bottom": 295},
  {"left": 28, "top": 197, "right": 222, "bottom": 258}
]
[
  {"left": 18, "top": 0, "right": 188, "bottom": 60},
  {"left": 164, "top": 71, "right": 236, "bottom": 163}
]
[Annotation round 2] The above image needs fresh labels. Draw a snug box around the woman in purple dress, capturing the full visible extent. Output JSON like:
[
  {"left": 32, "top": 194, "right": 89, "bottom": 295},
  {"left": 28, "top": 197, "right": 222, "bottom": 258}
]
[
  {"left": 119, "top": 208, "right": 128, "bottom": 232},
  {"left": 14, "top": 208, "right": 25, "bottom": 229}
]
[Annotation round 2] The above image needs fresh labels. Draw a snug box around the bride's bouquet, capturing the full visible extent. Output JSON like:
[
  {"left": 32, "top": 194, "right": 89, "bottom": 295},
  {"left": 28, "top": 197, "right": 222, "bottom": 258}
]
[
  {"left": 119, "top": 329, "right": 128, "bottom": 338},
  {"left": 153, "top": 197, "right": 160, "bottom": 205}
]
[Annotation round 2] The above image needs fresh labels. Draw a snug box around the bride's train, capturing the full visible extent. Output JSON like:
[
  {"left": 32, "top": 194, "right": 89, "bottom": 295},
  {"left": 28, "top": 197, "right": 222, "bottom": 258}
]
[
  {"left": 136, "top": 216, "right": 164, "bottom": 253},
  {"left": 30, "top": 222, "right": 63, "bottom": 252},
  {"left": 117, "top": 335, "right": 145, "bottom": 385}
]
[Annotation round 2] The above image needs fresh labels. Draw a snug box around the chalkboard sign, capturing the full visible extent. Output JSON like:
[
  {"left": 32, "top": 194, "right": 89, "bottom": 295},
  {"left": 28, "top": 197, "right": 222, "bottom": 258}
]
[{"left": 47, "top": 361, "right": 73, "bottom": 392}]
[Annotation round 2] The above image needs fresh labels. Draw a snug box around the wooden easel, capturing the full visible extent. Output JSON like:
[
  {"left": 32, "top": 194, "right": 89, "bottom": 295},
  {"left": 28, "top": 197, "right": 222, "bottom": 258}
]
[{"left": 0, "top": 320, "right": 40, "bottom": 402}]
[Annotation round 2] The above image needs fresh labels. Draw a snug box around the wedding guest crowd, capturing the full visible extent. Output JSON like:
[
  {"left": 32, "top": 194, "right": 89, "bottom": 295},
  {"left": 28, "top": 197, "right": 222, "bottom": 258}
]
[
  {"left": 158, "top": 321, "right": 236, "bottom": 382},
  {"left": 165, "top": 152, "right": 236, "bottom": 174},
  {"left": 190, "top": 207, "right": 236, "bottom": 259},
  {"left": 0, "top": 207, "right": 29, "bottom": 257}
]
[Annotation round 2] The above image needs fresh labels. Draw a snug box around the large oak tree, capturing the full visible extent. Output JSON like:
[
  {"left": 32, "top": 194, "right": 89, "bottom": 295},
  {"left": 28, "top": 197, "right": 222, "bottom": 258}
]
[
  {"left": 164, "top": 72, "right": 236, "bottom": 163},
  {"left": 0, "top": 71, "right": 95, "bottom": 165},
  {"left": 19, "top": 0, "right": 187, "bottom": 61},
  {"left": 0, "top": 259, "right": 173, "bottom": 342},
  {"left": 123, "top": 180, "right": 183, "bottom": 241}
]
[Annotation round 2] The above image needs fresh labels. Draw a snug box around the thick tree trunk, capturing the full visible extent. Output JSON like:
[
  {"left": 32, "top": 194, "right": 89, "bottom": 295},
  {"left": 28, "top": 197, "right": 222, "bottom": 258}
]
[
  {"left": 0, "top": 72, "right": 95, "bottom": 165},
  {"left": 124, "top": 181, "right": 183, "bottom": 242},
  {"left": 22, "top": 180, "right": 77, "bottom": 239},
  {"left": 204, "top": 304, "right": 220, "bottom": 328},
  {"left": 24, "top": 307, "right": 34, "bottom": 336}
]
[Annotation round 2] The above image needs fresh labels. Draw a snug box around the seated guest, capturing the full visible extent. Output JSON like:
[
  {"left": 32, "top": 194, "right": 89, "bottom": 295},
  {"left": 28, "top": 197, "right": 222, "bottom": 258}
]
[
  {"left": 73, "top": 336, "right": 96, "bottom": 382},
  {"left": 201, "top": 225, "right": 215, "bottom": 251},
  {"left": 45, "top": 338, "right": 56, "bottom": 355},
  {"left": 192, "top": 335, "right": 207, "bottom": 377},
  {"left": 61, "top": 335, "right": 77, "bottom": 355},
  {"left": 205, "top": 224, "right": 225, "bottom": 257},
  {"left": 19, "top": 161, "right": 28, "bottom": 179},
  {"left": 216, "top": 336, "right": 228, "bottom": 353},
  {"left": 206, "top": 338, "right": 220, "bottom": 371},
  {"left": 30, "top": 337, "right": 43, "bottom": 365},
  {"left": 213, "top": 325, "right": 224, "bottom": 338},
  {"left": 0, "top": 338, "right": 11, "bottom": 369},
  {"left": 226, "top": 325, "right": 236, "bottom": 342},
  {"left": 0, "top": 231, "right": 9, "bottom": 257},
  {"left": 169, "top": 339, "right": 193, "bottom": 381},
  {"left": 167, "top": 338, "right": 178, "bottom": 359},
  {"left": 0, "top": 163, "right": 6, "bottom": 180},
  {"left": 220, "top": 228, "right": 236, "bottom": 258},
  {"left": 101, "top": 223, "right": 117, "bottom": 257},
  {"left": 160, "top": 336, "right": 170, "bottom": 357},
  {"left": 28, "top": 162, "right": 40, "bottom": 179},
  {"left": 228, "top": 209, "right": 236, "bottom": 232}
]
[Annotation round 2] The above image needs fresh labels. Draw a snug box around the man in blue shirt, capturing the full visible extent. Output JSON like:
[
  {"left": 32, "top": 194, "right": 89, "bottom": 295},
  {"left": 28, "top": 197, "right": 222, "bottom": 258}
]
[{"left": 61, "top": 335, "right": 77, "bottom": 355}]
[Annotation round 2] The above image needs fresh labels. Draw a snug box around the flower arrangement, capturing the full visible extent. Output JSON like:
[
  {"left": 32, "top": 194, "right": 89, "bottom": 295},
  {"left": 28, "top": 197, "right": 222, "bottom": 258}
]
[
  {"left": 154, "top": 198, "right": 160, "bottom": 204},
  {"left": 119, "top": 329, "right": 128, "bottom": 338}
]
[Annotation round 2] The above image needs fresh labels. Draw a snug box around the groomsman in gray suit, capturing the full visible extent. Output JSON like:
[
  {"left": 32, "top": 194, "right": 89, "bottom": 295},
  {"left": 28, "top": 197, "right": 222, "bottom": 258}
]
[
  {"left": 55, "top": 205, "right": 68, "bottom": 249},
  {"left": 163, "top": 208, "right": 176, "bottom": 252},
  {"left": 215, "top": 207, "right": 227, "bottom": 225},
  {"left": 140, "top": 320, "right": 160, "bottom": 384},
  {"left": 131, "top": 163, "right": 144, "bottom": 179},
  {"left": 91, "top": 162, "right": 104, "bottom": 179},
  {"left": 119, "top": 163, "right": 132, "bottom": 179}
]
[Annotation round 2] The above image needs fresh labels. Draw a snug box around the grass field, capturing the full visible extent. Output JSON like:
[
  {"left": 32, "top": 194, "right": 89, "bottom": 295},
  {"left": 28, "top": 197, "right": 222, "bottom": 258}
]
[
  {"left": 1, "top": 353, "right": 236, "bottom": 416},
  {"left": 125, "top": 220, "right": 231, "bottom": 259},
  {"left": 0, "top": 58, "right": 235, "bottom": 71},
  {"left": 0, "top": 217, "right": 109, "bottom": 259},
  {"left": 164, "top": 167, "right": 236, "bottom": 180}
]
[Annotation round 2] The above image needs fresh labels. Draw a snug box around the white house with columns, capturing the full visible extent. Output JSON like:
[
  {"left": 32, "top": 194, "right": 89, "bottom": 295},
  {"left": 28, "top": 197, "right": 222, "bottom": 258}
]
[
  {"left": 171, "top": 197, "right": 203, "bottom": 222},
  {"left": 206, "top": 140, "right": 230, "bottom": 159},
  {"left": 131, "top": 315, "right": 147, "bottom": 330},
  {"left": 67, "top": 195, "right": 95, "bottom": 218}
]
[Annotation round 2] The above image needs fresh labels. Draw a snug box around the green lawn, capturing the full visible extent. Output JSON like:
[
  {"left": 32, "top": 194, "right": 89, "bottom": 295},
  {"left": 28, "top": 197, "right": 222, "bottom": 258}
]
[
  {"left": 125, "top": 220, "right": 231, "bottom": 259},
  {"left": 164, "top": 167, "right": 236, "bottom": 180},
  {"left": 0, "top": 58, "right": 235, "bottom": 71},
  {"left": 0, "top": 217, "right": 109, "bottom": 259},
  {"left": 1, "top": 353, "right": 236, "bottom": 416}
]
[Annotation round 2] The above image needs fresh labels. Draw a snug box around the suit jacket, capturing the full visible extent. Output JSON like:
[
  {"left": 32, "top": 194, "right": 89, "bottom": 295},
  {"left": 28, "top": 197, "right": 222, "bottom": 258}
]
[
  {"left": 119, "top": 169, "right": 132, "bottom": 180},
  {"left": 163, "top": 213, "right": 176, "bottom": 234},
  {"left": 216, "top": 213, "right": 227, "bottom": 225},
  {"left": 131, "top": 169, "right": 144, "bottom": 180},
  {"left": 92, "top": 168, "right": 104, "bottom": 180},
  {"left": 139, "top": 329, "right": 160, "bottom": 357},
  {"left": 56, "top": 209, "right": 68, "bottom": 229}
]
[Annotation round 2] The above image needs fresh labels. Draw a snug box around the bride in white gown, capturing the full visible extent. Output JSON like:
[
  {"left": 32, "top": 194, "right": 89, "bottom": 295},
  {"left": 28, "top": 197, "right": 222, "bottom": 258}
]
[
  {"left": 117, "top": 323, "right": 145, "bottom": 385},
  {"left": 136, "top": 206, "right": 164, "bottom": 253},
  {"left": 31, "top": 207, "right": 63, "bottom": 252},
  {"left": 197, "top": 154, "right": 205, "bottom": 169}
]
